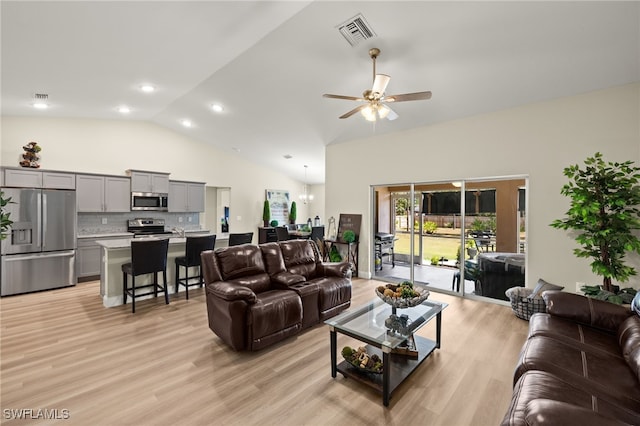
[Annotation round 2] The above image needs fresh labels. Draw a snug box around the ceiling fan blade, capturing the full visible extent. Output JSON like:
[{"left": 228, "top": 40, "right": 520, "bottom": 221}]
[
  {"left": 385, "top": 91, "right": 432, "bottom": 102},
  {"left": 371, "top": 74, "right": 390, "bottom": 96},
  {"left": 339, "top": 104, "right": 369, "bottom": 119},
  {"left": 323, "top": 94, "right": 365, "bottom": 101}
]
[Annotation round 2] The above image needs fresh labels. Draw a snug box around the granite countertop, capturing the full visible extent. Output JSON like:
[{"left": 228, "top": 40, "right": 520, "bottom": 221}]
[
  {"left": 79, "top": 229, "right": 212, "bottom": 239},
  {"left": 78, "top": 232, "right": 133, "bottom": 239},
  {"left": 96, "top": 232, "right": 228, "bottom": 249}
]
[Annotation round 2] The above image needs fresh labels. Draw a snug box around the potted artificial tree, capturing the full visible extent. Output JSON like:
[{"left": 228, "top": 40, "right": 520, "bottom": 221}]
[
  {"left": 1, "top": 191, "right": 13, "bottom": 240},
  {"left": 262, "top": 200, "right": 271, "bottom": 227},
  {"left": 551, "top": 152, "right": 640, "bottom": 302},
  {"left": 289, "top": 201, "right": 297, "bottom": 225}
]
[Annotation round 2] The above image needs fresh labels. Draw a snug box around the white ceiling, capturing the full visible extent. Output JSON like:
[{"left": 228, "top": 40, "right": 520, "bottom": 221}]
[{"left": 2, "top": 1, "right": 639, "bottom": 184}]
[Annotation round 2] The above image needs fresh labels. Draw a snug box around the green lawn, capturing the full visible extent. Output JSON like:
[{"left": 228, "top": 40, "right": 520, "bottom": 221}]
[{"left": 394, "top": 233, "right": 465, "bottom": 263}]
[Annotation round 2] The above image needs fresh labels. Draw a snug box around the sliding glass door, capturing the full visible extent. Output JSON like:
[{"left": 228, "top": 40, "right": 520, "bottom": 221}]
[{"left": 372, "top": 177, "right": 527, "bottom": 302}]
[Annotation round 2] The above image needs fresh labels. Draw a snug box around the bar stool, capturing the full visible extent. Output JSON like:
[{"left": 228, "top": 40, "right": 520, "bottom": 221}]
[
  {"left": 175, "top": 234, "right": 216, "bottom": 299},
  {"left": 121, "top": 238, "right": 170, "bottom": 313},
  {"left": 228, "top": 232, "right": 253, "bottom": 246}
]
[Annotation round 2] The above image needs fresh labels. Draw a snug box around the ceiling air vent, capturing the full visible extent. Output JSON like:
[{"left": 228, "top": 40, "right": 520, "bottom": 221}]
[
  {"left": 337, "top": 13, "right": 376, "bottom": 47},
  {"left": 34, "top": 93, "right": 49, "bottom": 100}
]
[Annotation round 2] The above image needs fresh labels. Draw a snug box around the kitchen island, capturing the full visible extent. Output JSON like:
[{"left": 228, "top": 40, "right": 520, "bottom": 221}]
[{"left": 97, "top": 233, "right": 229, "bottom": 307}]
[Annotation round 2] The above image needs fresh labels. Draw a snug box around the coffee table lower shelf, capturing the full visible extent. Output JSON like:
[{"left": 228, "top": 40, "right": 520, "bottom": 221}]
[{"left": 336, "top": 335, "right": 437, "bottom": 402}]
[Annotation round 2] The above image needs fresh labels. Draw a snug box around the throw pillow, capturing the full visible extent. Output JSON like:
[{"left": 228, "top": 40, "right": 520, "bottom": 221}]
[{"left": 528, "top": 278, "right": 564, "bottom": 299}]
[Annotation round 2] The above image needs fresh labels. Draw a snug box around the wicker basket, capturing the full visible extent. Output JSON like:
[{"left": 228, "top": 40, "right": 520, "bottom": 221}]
[{"left": 505, "top": 286, "right": 547, "bottom": 321}]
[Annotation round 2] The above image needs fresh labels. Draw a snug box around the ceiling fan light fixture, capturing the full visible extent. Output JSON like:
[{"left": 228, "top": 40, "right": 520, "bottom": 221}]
[
  {"left": 361, "top": 104, "right": 377, "bottom": 121},
  {"left": 377, "top": 104, "right": 391, "bottom": 119}
]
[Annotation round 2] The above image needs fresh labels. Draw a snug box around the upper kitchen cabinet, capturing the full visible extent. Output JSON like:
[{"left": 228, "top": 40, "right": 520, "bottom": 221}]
[
  {"left": 3, "top": 168, "right": 75, "bottom": 189},
  {"left": 127, "top": 170, "right": 170, "bottom": 194},
  {"left": 4, "top": 169, "right": 43, "bottom": 188},
  {"left": 169, "top": 181, "right": 205, "bottom": 212},
  {"left": 43, "top": 172, "right": 76, "bottom": 189},
  {"left": 77, "top": 174, "right": 130, "bottom": 212}
]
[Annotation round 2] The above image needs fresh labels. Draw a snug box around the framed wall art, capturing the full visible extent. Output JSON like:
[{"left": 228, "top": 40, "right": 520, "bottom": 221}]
[{"left": 265, "top": 189, "right": 290, "bottom": 226}]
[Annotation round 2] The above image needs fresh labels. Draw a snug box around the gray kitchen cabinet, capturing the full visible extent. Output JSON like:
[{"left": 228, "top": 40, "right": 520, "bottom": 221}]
[
  {"left": 104, "top": 177, "right": 130, "bottom": 211},
  {"left": 43, "top": 172, "right": 76, "bottom": 189},
  {"left": 4, "top": 168, "right": 43, "bottom": 188},
  {"left": 3, "top": 168, "right": 76, "bottom": 189},
  {"left": 77, "top": 235, "right": 130, "bottom": 279},
  {"left": 128, "top": 170, "right": 170, "bottom": 193},
  {"left": 77, "top": 174, "right": 130, "bottom": 212},
  {"left": 169, "top": 181, "right": 205, "bottom": 212}
]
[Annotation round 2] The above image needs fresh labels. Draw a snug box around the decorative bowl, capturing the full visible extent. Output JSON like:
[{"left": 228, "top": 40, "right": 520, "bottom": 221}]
[
  {"left": 375, "top": 283, "right": 430, "bottom": 309},
  {"left": 341, "top": 346, "right": 383, "bottom": 374}
]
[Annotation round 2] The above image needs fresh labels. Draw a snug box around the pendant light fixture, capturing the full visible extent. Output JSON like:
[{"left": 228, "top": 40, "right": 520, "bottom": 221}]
[{"left": 299, "top": 165, "right": 314, "bottom": 204}]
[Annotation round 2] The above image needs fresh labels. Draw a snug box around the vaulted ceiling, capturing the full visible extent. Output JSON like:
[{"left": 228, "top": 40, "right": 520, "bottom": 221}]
[{"left": 2, "top": 1, "right": 639, "bottom": 184}]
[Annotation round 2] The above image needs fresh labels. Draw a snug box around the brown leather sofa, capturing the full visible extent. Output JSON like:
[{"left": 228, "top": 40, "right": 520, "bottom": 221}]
[
  {"left": 501, "top": 291, "right": 640, "bottom": 426},
  {"left": 201, "top": 239, "right": 352, "bottom": 351}
]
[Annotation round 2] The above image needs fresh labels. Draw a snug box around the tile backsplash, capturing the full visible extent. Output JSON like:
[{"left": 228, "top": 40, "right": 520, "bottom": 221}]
[{"left": 78, "top": 212, "right": 201, "bottom": 235}]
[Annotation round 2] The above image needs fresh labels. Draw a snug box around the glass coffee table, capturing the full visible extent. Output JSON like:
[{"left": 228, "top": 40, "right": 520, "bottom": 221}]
[{"left": 325, "top": 297, "right": 448, "bottom": 406}]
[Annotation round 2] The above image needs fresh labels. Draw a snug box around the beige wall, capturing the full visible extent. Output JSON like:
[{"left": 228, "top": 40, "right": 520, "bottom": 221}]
[
  {"left": 326, "top": 83, "right": 640, "bottom": 287},
  {"left": 0, "top": 117, "right": 313, "bottom": 239}
]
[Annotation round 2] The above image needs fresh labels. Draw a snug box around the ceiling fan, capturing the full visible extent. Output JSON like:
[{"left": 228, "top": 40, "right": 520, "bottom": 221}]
[{"left": 323, "top": 47, "right": 432, "bottom": 121}]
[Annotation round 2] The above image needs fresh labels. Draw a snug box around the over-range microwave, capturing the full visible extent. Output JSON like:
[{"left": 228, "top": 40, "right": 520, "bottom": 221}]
[{"left": 131, "top": 192, "right": 168, "bottom": 211}]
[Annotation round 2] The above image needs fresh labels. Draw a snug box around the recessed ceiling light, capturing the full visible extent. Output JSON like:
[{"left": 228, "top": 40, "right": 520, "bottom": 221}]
[
  {"left": 33, "top": 102, "right": 48, "bottom": 109},
  {"left": 117, "top": 106, "right": 131, "bottom": 114},
  {"left": 181, "top": 119, "right": 193, "bottom": 128},
  {"left": 211, "top": 103, "right": 224, "bottom": 113},
  {"left": 140, "top": 84, "right": 155, "bottom": 93}
]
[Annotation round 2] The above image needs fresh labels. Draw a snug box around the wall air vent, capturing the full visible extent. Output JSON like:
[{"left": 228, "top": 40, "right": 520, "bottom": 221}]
[{"left": 337, "top": 13, "right": 376, "bottom": 47}]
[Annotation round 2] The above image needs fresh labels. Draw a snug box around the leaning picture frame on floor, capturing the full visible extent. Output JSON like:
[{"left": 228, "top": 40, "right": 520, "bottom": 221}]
[{"left": 266, "top": 189, "right": 290, "bottom": 226}]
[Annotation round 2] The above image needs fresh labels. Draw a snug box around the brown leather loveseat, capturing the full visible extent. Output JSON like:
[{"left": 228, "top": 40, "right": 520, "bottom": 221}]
[
  {"left": 501, "top": 291, "right": 640, "bottom": 425},
  {"left": 201, "top": 239, "right": 352, "bottom": 351}
]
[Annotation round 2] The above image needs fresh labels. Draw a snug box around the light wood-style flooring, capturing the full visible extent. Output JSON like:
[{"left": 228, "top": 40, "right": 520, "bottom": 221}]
[{"left": 0, "top": 279, "right": 528, "bottom": 425}]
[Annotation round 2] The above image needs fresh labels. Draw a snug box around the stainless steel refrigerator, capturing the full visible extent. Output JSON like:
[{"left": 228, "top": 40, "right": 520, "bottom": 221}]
[{"left": 1, "top": 187, "right": 76, "bottom": 296}]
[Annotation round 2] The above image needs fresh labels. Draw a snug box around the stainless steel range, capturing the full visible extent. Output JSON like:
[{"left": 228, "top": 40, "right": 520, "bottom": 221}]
[{"left": 127, "top": 218, "right": 173, "bottom": 237}]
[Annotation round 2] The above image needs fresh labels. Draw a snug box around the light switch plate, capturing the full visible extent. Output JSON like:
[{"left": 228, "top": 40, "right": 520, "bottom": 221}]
[
  {"left": 178, "top": 217, "right": 183, "bottom": 223},
  {"left": 101, "top": 218, "right": 108, "bottom": 225}
]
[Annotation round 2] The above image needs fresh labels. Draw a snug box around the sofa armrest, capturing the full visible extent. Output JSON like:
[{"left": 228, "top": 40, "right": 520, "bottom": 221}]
[
  {"left": 271, "top": 271, "right": 306, "bottom": 289},
  {"left": 525, "top": 399, "right": 632, "bottom": 426},
  {"left": 206, "top": 281, "right": 257, "bottom": 304},
  {"left": 317, "top": 261, "right": 352, "bottom": 278},
  {"left": 543, "top": 291, "right": 632, "bottom": 333}
]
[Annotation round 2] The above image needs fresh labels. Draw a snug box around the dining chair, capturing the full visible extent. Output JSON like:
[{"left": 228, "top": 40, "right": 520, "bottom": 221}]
[{"left": 275, "top": 226, "right": 290, "bottom": 241}]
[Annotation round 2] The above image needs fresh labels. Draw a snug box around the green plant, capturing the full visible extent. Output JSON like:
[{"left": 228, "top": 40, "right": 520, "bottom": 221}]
[
  {"left": 430, "top": 255, "right": 440, "bottom": 265},
  {"left": 423, "top": 221, "right": 437, "bottom": 234},
  {"left": 1, "top": 191, "right": 13, "bottom": 240},
  {"left": 329, "top": 245, "right": 342, "bottom": 262},
  {"left": 262, "top": 200, "right": 270, "bottom": 226},
  {"left": 289, "top": 201, "right": 297, "bottom": 224},
  {"left": 269, "top": 220, "right": 278, "bottom": 227},
  {"left": 342, "top": 230, "right": 356, "bottom": 243},
  {"left": 551, "top": 152, "right": 640, "bottom": 292},
  {"left": 470, "top": 215, "right": 496, "bottom": 233},
  {"left": 470, "top": 217, "right": 487, "bottom": 232},
  {"left": 581, "top": 285, "right": 637, "bottom": 305}
]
